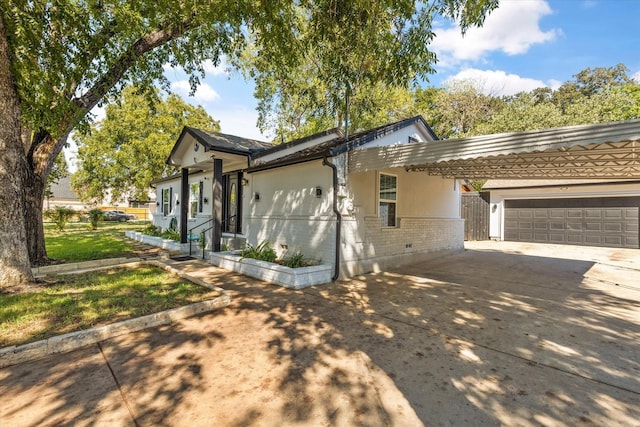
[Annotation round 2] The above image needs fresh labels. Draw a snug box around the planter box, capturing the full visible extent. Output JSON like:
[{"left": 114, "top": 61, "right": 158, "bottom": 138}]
[
  {"left": 125, "top": 231, "right": 191, "bottom": 253},
  {"left": 210, "top": 251, "right": 332, "bottom": 289}
]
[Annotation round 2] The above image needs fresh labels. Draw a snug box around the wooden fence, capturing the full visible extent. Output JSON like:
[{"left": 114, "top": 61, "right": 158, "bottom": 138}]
[{"left": 461, "top": 192, "right": 490, "bottom": 241}]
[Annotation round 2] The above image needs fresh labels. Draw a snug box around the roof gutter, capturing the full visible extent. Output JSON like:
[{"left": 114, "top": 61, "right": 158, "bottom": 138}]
[{"left": 323, "top": 156, "right": 341, "bottom": 281}]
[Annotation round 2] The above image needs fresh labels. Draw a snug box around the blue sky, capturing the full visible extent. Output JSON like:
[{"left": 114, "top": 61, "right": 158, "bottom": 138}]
[{"left": 127, "top": 0, "right": 640, "bottom": 142}]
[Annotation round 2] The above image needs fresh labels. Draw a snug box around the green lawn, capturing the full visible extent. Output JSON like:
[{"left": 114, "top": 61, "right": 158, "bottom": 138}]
[
  {"left": 0, "top": 266, "right": 220, "bottom": 347},
  {"left": 45, "top": 221, "right": 143, "bottom": 263}
]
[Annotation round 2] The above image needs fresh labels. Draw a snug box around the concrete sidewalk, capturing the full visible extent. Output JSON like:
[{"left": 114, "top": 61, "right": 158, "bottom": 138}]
[{"left": 2, "top": 244, "right": 639, "bottom": 426}]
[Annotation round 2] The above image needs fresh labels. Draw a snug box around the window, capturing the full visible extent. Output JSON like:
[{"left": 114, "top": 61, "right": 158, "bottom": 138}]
[
  {"left": 162, "top": 188, "right": 172, "bottom": 216},
  {"left": 189, "top": 181, "right": 203, "bottom": 218},
  {"left": 379, "top": 173, "right": 397, "bottom": 227}
]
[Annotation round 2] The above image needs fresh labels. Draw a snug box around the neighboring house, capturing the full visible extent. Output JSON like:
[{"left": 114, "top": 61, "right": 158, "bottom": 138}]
[
  {"left": 483, "top": 179, "right": 640, "bottom": 248},
  {"left": 46, "top": 176, "right": 85, "bottom": 210},
  {"left": 152, "top": 116, "right": 464, "bottom": 278},
  {"left": 153, "top": 117, "right": 640, "bottom": 278}
]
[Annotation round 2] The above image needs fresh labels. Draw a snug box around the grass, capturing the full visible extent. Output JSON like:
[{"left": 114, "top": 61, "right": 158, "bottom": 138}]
[
  {"left": 0, "top": 265, "right": 221, "bottom": 347},
  {"left": 45, "top": 221, "right": 143, "bottom": 263}
]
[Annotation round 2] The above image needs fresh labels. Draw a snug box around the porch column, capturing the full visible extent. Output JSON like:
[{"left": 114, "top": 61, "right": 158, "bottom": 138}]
[
  {"left": 212, "top": 158, "right": 223, "bottom": 252},
  {"left": 180, "top": 167, "right": 189, "bottom": 244}
]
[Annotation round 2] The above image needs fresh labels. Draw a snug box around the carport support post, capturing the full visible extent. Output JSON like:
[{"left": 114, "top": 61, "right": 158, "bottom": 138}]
[
  {"left": 180, "top": 168, "right": 189, "bottom": 244},
  {"left": 212, "top": 158, "right": 223, "bottom": 252}
]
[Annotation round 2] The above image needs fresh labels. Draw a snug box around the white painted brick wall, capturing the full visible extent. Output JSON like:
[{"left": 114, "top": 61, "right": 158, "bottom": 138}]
[{"left": 340, "top": 216, "right": 464, "bottom": 276}]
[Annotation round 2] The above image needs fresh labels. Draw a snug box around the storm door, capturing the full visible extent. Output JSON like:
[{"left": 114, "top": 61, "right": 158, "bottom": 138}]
[{"left": 222, "top": 172, "right": 242, "bottom": 233}]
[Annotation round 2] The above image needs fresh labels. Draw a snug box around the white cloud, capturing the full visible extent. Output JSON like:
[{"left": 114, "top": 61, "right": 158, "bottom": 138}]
[
  {"left": 170, "top": 80, "right": 220, "bottom": 102},
  {"left": 432, "top": 0, "right": 560, "bottom": 66},
  {"left": 444, "top": 68, "right": 556, "bottom": 96},
  {"left": 202, "top": 59, "right": 230, "bottom": 76},
  {"left": 163, "top": 58, "right": 230, "bottom": 76},
  {"left": 211, "top": 106, "right": 266, "bottom": 141},
  {"left": 632, "top": 70, "right": 640, "bottom": 83}
]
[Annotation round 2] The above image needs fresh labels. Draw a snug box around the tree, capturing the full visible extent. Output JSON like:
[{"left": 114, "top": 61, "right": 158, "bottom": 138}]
[
  {"left": 418, "top": 80, "right": 499, "bottom": 138},
  {"left": 0, "top": 0, "right": 498, "bottom": 287},
  {"left": 243, "top": 1, "right": 498, "bottom": 140},
  {"left": 72, "top": 86, "right": 219, "bottom": 204}
]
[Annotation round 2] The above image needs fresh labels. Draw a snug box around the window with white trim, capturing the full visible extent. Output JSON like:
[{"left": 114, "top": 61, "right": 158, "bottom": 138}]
[
  {"left": 189, "top": 181, "right": 203, "bottom": 218},
  {"left": 379, "top": 173, "right": 397, "bottom": 227},
  {"left": 161, "top": 188, "right": 172, "bottom": 216}
]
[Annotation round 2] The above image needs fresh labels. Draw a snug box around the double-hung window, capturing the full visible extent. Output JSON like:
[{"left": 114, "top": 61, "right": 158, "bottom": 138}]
[
  {"left": 379, "top": 173, "right": 397, "bottom": 227},
  {"left": 162, "top": 188, "right": 172, "bottom": 216},
  {"left": 189, "top": 181, "right": 203, "bottom": 218}
]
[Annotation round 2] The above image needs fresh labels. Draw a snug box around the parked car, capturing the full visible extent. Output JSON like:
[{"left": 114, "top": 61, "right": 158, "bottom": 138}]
[{"left": 103, "top": 210, "right": 136, "bottom": 222}]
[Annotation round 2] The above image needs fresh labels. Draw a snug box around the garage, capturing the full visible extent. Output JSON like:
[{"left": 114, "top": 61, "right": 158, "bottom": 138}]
[{"left": 504, "top": 197, "right": 640, "bottom": 248}]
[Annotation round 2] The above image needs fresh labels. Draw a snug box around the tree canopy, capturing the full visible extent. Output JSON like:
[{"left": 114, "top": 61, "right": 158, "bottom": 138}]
[{"left": 72, "top": 86, "right": 219, "bottom": 204}]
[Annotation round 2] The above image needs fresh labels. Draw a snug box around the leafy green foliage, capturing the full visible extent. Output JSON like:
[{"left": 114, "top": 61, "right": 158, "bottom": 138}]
[
  {"left": 72, "top": 86, "right": 219, "bottom": 204},
  {"left": 161, "top": 228, "right": 181, "bottom": 241},
  {"left": 240, "top": 241, "right": 277, "bottom": 263},
  {"left": 0, "top": 266, "right": 220, "bottom": 347},
  {"left": 86, "top": 208, "right": 104, "bottom": 230},
  {"left": 239, "top": 0, "right": 499, "bottom": 140},
  {"left": 140, "top": 223, "right": 162, "bottom": 237},
  {"left": 44, "top": 207, "right": 77, "bottom": 231},
  {"left": 282, "top": 251, "right": 307, "bottom": 268}
]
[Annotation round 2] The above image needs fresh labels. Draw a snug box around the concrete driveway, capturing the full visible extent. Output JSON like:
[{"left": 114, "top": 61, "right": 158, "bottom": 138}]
[{"left": 1, "top": 242, "right": 639, "bottom": 426}]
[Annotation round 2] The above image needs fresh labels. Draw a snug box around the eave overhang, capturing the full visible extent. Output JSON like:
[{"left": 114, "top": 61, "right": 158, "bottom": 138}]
[{"left": 349, "top": 120, "right": 640, "bottom": 179}]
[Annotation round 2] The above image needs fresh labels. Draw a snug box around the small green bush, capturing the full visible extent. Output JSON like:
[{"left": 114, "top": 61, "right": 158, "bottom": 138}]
[
  {"left": 161, "top": 228, "right": 180, "bottom": 241},
  {"left": 282, "top": 251, "right": 306, "bottom": 268},
  {"left": 141, "top": 223, "right": 161, "bottom": 236},
  {"left": 240, "top": 241, "right": 277, "bottom": 263},
  {"left": 87, "top": 208, "right": 104, "bottom": 230},
  {"left": 44, "top": 206, "right": 77, "bottom": 231}
]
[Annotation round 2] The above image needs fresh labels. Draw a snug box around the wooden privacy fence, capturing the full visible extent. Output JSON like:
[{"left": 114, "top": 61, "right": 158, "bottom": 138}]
[
  {"left": 461, "top": 192, "right": 490, "bottom": 241},
  {"left": 100, "top": 206, "right": 153, "bottom": 221}
]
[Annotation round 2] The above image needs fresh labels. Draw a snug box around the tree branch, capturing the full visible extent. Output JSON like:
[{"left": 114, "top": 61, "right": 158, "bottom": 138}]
[{"left": 72, "top": 17, "right": 196, "bottom": 124}]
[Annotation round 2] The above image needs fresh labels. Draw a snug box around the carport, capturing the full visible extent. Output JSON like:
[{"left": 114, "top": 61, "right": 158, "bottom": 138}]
[{"left": 349, "top": 119, "right": 640, "bottom": 248}]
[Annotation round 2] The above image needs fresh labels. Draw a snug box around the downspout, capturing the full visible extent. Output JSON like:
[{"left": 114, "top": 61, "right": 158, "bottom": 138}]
[{"left": 323, "top": 156, "right": 341, "bottom": 281}]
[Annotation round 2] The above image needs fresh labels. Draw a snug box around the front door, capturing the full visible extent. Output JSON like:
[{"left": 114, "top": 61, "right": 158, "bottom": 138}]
[{"left": 223, "top": 173, "right": 241, "bottom": 233}]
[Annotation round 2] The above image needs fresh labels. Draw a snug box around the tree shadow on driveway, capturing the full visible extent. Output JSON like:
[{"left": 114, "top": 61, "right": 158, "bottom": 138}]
[{"left": 1, "top": 248, "right": 639, "bottom": 426}]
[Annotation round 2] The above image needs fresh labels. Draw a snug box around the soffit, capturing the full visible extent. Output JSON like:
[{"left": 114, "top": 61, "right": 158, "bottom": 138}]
[{"left": 348, "top": 120, "right": 640, "bottom": 179}]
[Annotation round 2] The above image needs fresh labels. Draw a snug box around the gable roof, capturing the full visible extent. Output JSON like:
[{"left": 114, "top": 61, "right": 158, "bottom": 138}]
[
  {"left": 247, "top": 116, "right": 437, "bottom": 172},
  {"left": 167, "top": 127, "right": 271, "bottom": 166},
  {"left": 252, "top": 127, "right": 343, "bottom": 159},
  {"left": 48, "top": 176, "right": 79, "bottom": 200}
]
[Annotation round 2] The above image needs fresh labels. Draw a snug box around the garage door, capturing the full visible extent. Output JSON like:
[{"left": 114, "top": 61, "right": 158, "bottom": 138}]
[{"left": 504, "top": 197, "right": 640, "bottom": 248}]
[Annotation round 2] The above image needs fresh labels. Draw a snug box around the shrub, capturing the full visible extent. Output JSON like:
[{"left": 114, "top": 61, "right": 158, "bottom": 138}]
[
  {"left": 44, "top": 206, "right": 77, "bottom": 231},
  {"left": 161, "top": 228, "right": 180, "bottom": 241},
  {"left": 141, "top": 223, "right": 161, "bottom": 236},
  {"left": 240, "top": 241, "right": 277, "bottom": 263},
  {"left": 87, "top": 208, "right": 104, "bottom": 230},
  {"left": 282, "top": 251, "right": 306, "bottom": 268}
]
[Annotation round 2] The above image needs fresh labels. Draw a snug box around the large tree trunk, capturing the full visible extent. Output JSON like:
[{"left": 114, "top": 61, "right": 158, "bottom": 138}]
[
  {"left": 0, "top": 16, "right": 34, "bottom": 286},
  {"left": 25, "top": 131, "right": 68, "bottom": 266},
  {"left": 24, "top": 169, "right": 48, "bottom": 266}
]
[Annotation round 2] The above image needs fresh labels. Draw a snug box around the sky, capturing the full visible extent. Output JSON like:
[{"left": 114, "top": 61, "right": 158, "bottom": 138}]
[{"left": 85, "top": 0, "right": 640, "bottom": 147}]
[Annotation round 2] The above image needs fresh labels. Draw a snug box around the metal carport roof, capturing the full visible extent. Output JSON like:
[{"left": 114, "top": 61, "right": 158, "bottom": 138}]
[{"left": 348, "top": 119, "right": 640, "bottom": 179}]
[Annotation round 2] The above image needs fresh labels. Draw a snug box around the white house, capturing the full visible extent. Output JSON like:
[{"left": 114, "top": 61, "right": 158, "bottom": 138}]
[
  {"left": 152, "top": 116, "right": 463, "bottom": 279},
  {"left": 152, "top": 117, "right": 640, "bottom": 280}
]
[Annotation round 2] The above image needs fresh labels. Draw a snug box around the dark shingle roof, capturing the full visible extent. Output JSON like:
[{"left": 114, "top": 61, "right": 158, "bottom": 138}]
[
  {"left": 248, "top": 116, "right": 435, "bottom": 172},
  {"left": 49, "top": 176, "right": 79, "bottom": 200},
  {"left": 185, "top": 127, "right": 272, "bottom": 154}
]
